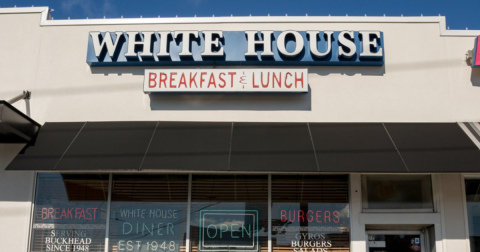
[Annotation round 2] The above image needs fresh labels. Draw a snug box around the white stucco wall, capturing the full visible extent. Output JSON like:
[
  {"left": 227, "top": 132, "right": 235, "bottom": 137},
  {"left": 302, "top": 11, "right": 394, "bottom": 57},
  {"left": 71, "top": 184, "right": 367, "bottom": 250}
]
[
  {"left": 439, "top": 174, "right": 470, "bottom": 252},
  {"left": 1, "top": 7, "right": 480, "bottom": 252},
  {"left": 28, "top": 21, "right": 477, "bottom": 123},
  {"left": 0, "top": 11, "right": 42, "bottom": 252},
  {"left": 0, "top": 12, "right": 43, "bottom": 115},
  {"left": 0, "top": 144, "right": 34, "bottom": 252},
  {"left": 1, "top": 9, "right": 480, "bottom": 124}
]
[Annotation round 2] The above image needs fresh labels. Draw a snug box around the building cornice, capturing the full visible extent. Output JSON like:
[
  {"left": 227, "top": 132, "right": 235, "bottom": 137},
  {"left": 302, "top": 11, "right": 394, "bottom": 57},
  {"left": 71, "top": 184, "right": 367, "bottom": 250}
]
[{"left": 1, "top": 6, "right": 479, "bottom": 37}]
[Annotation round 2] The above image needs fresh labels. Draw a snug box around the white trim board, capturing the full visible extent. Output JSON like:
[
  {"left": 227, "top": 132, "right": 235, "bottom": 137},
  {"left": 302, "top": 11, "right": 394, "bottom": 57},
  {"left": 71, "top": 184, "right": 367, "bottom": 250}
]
[
  {"left": 359, "top": 213, "right": 442, "bottom": 225},
  {"left": 0, "top": 6, "right": 479, "bottom": 37}
]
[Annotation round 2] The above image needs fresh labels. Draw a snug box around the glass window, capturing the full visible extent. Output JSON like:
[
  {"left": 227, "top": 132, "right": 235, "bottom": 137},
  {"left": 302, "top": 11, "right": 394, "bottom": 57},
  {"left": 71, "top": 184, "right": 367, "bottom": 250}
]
[
  {"left": 31, "top": 173, "right": 109, "bottom": 252},
  {"left": 108, "top": 174, "right": 189, "bottom": 252},
  {"left": 271, "top": 175, "right": 350, "bottom": 252},
  {"left": 465, "top": 179, "right": 480, "bottom": 252},
  {"left": 189, "top": 175, "right": 268, "bottom": 252},
  {"left": 31, "top": 173, "right": 353, "bottom": 252},
  {"left": 361, "top": 175, "right": 434, "bottom": 210},
  {"left": 367, "top": 234, "right": 422, "bottom": 252}
]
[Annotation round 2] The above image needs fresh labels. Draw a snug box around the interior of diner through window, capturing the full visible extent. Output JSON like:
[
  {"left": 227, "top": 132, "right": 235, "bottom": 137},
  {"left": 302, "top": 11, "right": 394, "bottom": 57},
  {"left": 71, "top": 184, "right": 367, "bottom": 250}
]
[
  {"left": 361, "top": 175, "right": 434, "bottom": 211},
  {"left": 30, "top": 173, "right": 352, "bottom": 252},
  {"left": 108, "top": 174, "right": 189, "bottom": 252},
  {"left": 271, "top": 175, "right": 350, "bottom": 252},
  {"left": 465, "top": 179, "right": 480, "bottom": 252},
  {"left": 31, "top": 173, "right": 109, "bottom": 252}
]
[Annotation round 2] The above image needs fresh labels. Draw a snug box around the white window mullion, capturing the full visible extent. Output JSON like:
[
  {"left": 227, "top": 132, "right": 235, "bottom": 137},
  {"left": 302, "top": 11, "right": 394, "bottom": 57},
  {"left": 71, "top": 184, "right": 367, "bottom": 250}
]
[
  {"left": 186, "top": 174, "right": 192, "bottom": 252},
  {"left": 26, "top": 172, "right": 38, "bottom": 252},
  {"left": 268, "top": 174, "right": 272, "bottom": 252},
  {"left": 104, "top": 173, "right": 113, "bottom": 252}
]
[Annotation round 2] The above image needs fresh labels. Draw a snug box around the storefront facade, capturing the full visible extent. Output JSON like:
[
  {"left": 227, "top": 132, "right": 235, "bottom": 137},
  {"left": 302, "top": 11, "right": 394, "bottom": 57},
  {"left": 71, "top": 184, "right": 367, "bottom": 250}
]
[{"left": 2, "top": 6, "right": 480, "bottom": 252}]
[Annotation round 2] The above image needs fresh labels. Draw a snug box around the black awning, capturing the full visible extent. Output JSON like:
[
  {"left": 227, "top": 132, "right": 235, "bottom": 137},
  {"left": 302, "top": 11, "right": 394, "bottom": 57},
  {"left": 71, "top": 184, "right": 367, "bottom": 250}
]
[
  {"left": 141, "top": 122, "right": 232, "bottom": 171},
  {"left": 384, "top": 123, "right": 480, "bottom": 172},
  {"left": 229, "top": 123, "right": 318, "bottom": 172},
  {"left": 6, "top": 122, "right": 85, "bottom": 170},
  {"left": 0, "top": 101, "right": 40, "bottom": 143},
  {"left": 6, "top": 121, "right": 480, "bottom": 173},
  {"left": 310, "top": 123, "right": 407, "bottom": 173}
]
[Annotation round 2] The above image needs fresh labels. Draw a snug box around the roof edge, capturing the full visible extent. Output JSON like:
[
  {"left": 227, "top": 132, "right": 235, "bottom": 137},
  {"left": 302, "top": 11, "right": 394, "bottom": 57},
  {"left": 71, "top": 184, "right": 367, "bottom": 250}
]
[
  {"left": 1, "top": 6, "right": 479, "bottom": 37},
  {"left": 0, "top": 6, "right": 49, "bottom": 22}
]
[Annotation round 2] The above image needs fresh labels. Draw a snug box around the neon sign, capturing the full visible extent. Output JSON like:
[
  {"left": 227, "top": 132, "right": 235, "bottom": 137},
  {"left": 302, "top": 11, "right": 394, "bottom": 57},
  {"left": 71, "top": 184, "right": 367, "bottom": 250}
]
[{"left": 199, "top": 210, "right": 259, "bottom": 252}]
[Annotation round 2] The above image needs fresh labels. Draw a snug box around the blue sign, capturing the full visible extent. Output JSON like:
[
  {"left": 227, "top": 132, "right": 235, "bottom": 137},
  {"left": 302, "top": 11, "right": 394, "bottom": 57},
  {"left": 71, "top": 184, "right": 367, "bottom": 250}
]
[{"left": 87, "top": 30, "right": 384, "bottom": 66}]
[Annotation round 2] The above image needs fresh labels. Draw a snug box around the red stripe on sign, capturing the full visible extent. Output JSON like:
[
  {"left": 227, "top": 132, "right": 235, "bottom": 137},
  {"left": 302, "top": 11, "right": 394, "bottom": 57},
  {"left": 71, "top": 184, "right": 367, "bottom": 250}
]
[{"left": 476, "top": 36, "right": 480, "bottom": 66}]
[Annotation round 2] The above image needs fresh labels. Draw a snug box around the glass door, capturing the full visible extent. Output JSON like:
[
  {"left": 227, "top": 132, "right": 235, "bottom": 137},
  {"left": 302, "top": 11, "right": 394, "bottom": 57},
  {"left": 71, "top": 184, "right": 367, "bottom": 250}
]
[{"left": 366, "top": 231, "right": 425, "bottom": 252}]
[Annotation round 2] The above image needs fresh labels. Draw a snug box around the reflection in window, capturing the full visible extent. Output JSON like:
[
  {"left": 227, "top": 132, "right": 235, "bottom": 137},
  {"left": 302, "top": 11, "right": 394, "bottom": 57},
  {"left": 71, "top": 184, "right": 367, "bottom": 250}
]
[
  {"left": 466, "top": 180, "right": 480, "bottom": 252},
  {"left": 31, "top": 173, "right": 109, "bottom": 252},
  {"left": 271, "top": 175, "right": 350, "bottom": 252},
  {"left": 361, "top": 175, "right": 433, "bottom": 210},
  {"left": 108, "top": 174, "right": 189, "bottom": 252},
  {"left": 189, "top": 175, "right": 268, "bottom": 252}
]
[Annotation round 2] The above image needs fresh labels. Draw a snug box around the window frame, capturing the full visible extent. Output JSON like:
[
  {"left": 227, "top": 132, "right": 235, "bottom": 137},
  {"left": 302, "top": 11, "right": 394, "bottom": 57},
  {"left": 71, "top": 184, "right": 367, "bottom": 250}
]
[
  {"left": 461, "top": 174, "right": 480, "bottom": 252},
  {"left": 365, "top": 230, "right": 426, "bottom": 252},
  {"left": 28, "top": 172, "right": 351, "bottom": 252},
  {"left": 29, "top": 172, "right": 111, "bottom": 252},
  {"left": 361, "top": 174, "right": 436, "bottom": 213}
]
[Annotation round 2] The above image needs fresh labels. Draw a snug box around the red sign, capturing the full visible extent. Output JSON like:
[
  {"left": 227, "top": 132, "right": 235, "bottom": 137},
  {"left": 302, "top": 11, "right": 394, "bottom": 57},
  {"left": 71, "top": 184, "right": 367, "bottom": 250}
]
[
  {"left": 144, "top": 69, "right": 308, "bottom": 93},
  {"left": 473, "top": 36, "right": 480, "bottom": 68},
  {"left": 41, "top": 207, "right": 99, "bottom": 220},
  {"left": 280, "top": 210, "right": 341, "bottom": 224}
]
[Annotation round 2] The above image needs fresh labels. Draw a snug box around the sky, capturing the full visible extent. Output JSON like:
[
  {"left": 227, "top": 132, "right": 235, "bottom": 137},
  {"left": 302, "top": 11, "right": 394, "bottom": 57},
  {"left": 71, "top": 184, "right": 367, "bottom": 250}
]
[{"left": 1, "top": 0, "right": 479, "bottom": 30}]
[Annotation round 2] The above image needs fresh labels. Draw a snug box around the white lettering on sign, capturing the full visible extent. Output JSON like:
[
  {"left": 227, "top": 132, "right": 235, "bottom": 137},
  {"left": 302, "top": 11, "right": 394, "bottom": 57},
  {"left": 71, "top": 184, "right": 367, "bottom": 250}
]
[{"left": 143, "top": 69, "right": 308, "bottom": 93}]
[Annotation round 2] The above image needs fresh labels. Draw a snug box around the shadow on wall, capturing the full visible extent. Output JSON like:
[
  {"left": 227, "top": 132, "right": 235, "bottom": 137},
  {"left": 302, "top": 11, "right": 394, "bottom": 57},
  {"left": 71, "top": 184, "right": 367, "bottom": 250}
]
[
  {"left": 89, "top": 65, "right": 384, "bottom": 111},
  {"left": 471, "top": 68, "right": 480, "bottom": 87},
  {"left": 89, "top": 65, "right": 386, "bottom": 77},
  {"left": 308, "top": 65, "right": 385, "bottom": 76},
  {"left": 0, "top": 143, "right": 33, "bottom": 202},
  {"left": 90, "top": 66, "right": 146, "bottom": 75},
  {"left": 149, "top": 86, "right": 312, "bottom": 111}
]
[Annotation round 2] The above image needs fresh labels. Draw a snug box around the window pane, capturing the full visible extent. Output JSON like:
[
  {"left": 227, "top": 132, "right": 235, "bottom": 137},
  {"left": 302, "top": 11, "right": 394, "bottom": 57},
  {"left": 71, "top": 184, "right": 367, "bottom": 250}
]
[
  {"left": 271, "top": 175, "right": 350, "bottom": 252},
  {"left": 31, "top": 173, "right": 109, "bottom": 252},
  {"left": 361, "top": 175, "right": 433, "bottom": 210},
  {"left": 466, "top": 180, "right": 480, "bottom": 252},
  {"left": 189, "top": 175, "right": 268, "bottom": 252},
  {"left": 108, "top": 174, "right": 189, "bottom": 252}
]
